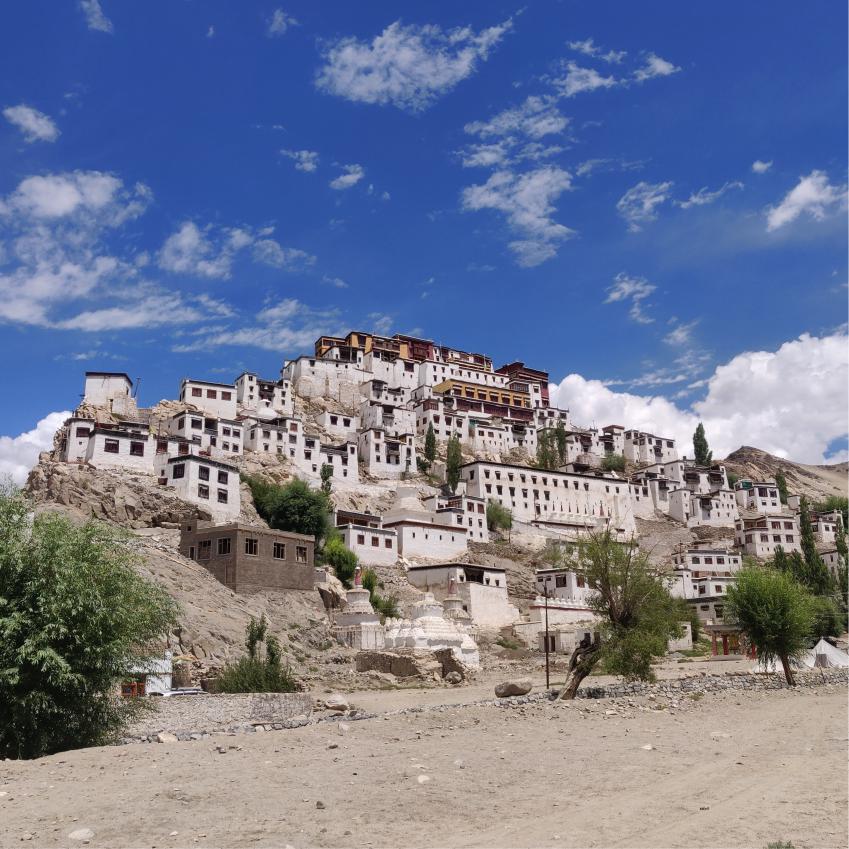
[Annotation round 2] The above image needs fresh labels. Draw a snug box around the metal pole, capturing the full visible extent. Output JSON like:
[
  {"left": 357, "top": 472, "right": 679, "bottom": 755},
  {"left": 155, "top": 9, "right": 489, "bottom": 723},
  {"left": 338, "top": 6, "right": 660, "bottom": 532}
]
[{"left": 544, "top": 588, "right": 550, "bottom": 690}]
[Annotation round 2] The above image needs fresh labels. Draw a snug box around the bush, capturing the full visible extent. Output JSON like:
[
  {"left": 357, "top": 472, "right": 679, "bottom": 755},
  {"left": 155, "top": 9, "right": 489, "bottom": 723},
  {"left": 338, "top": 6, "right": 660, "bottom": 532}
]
[
  {"left": 216, "top": 616, "right": 296, "bottom": 693},
  {"left": 486, "top": 500, "right": 513, "bottom": 533},
  {"left": 0, "top": 488, "right": 179, "bottom": 759},
  {"left": 362, "top": 569, "right": 399, "bottom": 619},
  {"left": 601, "top": 453, "right": 626, "bottom": 473},
  {"left": 323, "top": 537, "right": 358, "bottom": 587},
  {"left": 246, "top": 477, "right": 332, "bottom": 543}
]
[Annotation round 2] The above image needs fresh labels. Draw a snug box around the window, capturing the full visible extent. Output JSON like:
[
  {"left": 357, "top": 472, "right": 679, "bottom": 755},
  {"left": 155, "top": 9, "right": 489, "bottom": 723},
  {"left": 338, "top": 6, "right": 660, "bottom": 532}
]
[
  {"left": 172, "top": 463, "right": 185, "bottom": 479},
  {"left": 217, "top": 538, "right": 231, "bottom": 555},
  {"left": 129, "top": 441, "right": 145, "bottom": 456},
  {"left": 76, "top": 426, "right": 91, "bottom": 437},
  {"left": 576, "top": 575, "right": 585, "bottom": 588},
  {"left": 385, "top": 538, "right": 392, "bottom": 548},
  {"left": 197, "top": 484, "right": 209, "bottom": 499},
  {"left": 198, "top": 539, "right": 211, "bottom": 560},
  {"left": 207, "top": 389, "right": 217, "bottom": 399},
  {"left": 104, "top": 438, "right": 120, "bottom": 454},
  {"left": 191, "top": 418, "right": 202, "bottom": 430},
  {"left": 356, "top": 533, "right": 366, "bottom": 545},
  {"left": 245, "top": 538, "right": 258, "bottom": 556},
  {"left": 191, "top": 387, "right": 202, "bottom": 397},
  {"left": 221, "top": 391, "right": 231, "bottom": 401},
  {"left": 273, "top": 542, "right": 286, "bottom": 559},
  {"left": 218, "top": 470, "right": 228, "bottom": 484},
  {"left": 217, "top": 489, "right": 228, "bottom": 504},
  {"left": 296, "top": 545, "right": 308, "bottom": 564},
  {"left": 198, "top": 466, "right": 210, "bottom": 481}
]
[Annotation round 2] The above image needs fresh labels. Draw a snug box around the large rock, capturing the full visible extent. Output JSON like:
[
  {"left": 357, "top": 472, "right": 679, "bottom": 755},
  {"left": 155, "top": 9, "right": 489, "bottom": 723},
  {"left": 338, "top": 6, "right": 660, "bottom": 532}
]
[
  {"left": 323, "top": 693, "right": 350, "bottom": 712},
  {"left": 495, "top": 679, "right": 533, "bottom": 698}
]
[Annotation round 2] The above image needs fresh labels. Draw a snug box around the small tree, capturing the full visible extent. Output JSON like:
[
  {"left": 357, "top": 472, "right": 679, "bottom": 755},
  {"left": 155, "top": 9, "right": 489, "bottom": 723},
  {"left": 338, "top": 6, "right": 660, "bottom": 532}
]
[
  {"left": 556, "top": 531, "right": 684, "bottom": 699},
  {"left": 692, "top": 422, "right": 712, "bottom": 466},
  {"left": 322, "top": 537, "right": 358, "bottom": 587},
  {"left": 535, "top": 430, "right": 560, "bottom": 470},
  {"left": 216, "top": 615, "right": 296, "bottom": 693},
  {"left": 774, "top": 469, "right": 788, "bottom": 505},
  {"left": 424, "top": 423, "right": 437, "bottom": 467},
  {"left": 247, "top": 477, "right": 332, "bottom": 544},
  {"left": 320, "top": 463, "right": 333, "bottom": 495},
  {"left": 486, "top": 499, "right": 513, "bottom": 535},
  {"left": 0, "top": 488, "right": 179, "bottom": 759},
  {"left": 361, "top": 569, "right": 399, "bottom": 619},
  {"left": 445, "top": 436, "right": 462, "bottom": 493},
  {"left": 725, "top": 567, "right": 814, "bottom": 685},
  {"left": 554, "top": 420, "right": 568, "bottom": 465},
  {"left": 601, "top": 453, "right": 626, "bottom": 473},
  {"left": 798, "top": 497, "right": 833, "bottom": 595}
]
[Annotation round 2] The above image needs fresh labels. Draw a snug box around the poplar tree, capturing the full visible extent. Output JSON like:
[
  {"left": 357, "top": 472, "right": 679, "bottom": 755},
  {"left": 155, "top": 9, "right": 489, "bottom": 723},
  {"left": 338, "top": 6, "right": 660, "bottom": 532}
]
[
  {"left": 775, "top": 469, "right": 789, "bottom": 504},
  {"left": 692, "top": 422, "right": 712, "bottom": 466},
  {"left": 445, "top": 436, "right": 462, "bottom": 493},
  {"left": 554, "top": 420, "right": 568, "bottom": 465},
  {"left": 424, "top": 422, "right": 437, "bottom": 467}
]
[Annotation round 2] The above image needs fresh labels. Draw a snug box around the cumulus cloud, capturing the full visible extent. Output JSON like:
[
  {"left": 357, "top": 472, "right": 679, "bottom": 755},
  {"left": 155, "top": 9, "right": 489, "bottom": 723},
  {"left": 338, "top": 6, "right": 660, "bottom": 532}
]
[
  {"left": 315, "top": 19, "right": 512, "bottom": 111},
  {"left": 566, "top": 38, "right": 626, "bottom": 64},
  {"left": 676, "top": 181, "right": 743, "bottom": 209},
  {"left": 3, "top": 105, "right": 60, "bottom": 143},
  {"left": 267, "top": 9, "right": 297, "bottom": 37},
  {"left": 461, "top": 166, "right": 575, "bottom": 266},
  {"left": 751, "top": 160, "right": 773, "bottom": 174},
  {"left": 0, "top": 411, "right": 70, "bottom": 485},
  {"left": 79, "top": 0, "right": 113, "bottom": 33},
  {"left": 555, "top": 62, "right": 617, "bottom": 98},
  {"left": 765, "top": 170, "right": 847, "bottom": 232},
  {"left": 616, "top": 180, "right": 673, "bottom": 231},
  {"left": 633, "top": 53, "right": 680, "bottom": 82},
  {"left": 550, "top": 331, "right": 849, "bottom": 464},
  {"left": 329, "top": 164, "right": 365, "bottom": 190},
  {"left": 604, "top": 272, "right": 656, "bottom": 324},
  {"left": 280, "top": 149, "right": 319, "bottom": 172}
]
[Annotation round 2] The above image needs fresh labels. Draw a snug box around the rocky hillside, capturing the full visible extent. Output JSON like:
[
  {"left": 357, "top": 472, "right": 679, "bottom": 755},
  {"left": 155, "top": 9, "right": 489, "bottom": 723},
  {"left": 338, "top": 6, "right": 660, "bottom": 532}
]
[{"left": 722, "top": 446, "right": 847, "bottom": 503}]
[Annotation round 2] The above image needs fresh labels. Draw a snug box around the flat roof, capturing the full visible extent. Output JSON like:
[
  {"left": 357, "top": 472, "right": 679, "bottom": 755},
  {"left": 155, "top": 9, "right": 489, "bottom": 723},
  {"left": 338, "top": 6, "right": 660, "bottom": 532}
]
[
  {"left": 180, "top": 378, "right": 235, "bottom": 389},
  {"left": 85, "top": 371, "right": 132, "bottom": 382},
  {"left": 166, "top": 454, "right": 238, "bottom": 472},
  {"left": 183, "top": 522, "right": 313, "bottom": 542},
  {"left": 406, "top": 562, "right": 505, "bottom": 573},
  {"left": 459, "top": 458, "right": 627, "bottom": 484}
]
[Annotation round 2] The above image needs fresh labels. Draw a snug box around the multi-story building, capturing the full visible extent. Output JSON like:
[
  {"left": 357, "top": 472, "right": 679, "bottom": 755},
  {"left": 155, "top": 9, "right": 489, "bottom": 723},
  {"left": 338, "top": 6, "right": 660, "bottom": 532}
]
[
  {"left": 179, "top": 520, "right": 314, "bottom": 592},
  {"left": 734, "top": 479, "right": 782, "bottom": 513},
  {"left": 495, "top": 361, "right": 550, "bottom": 408},
  {"left": 234, "top": 372, "right": 293, "bottom": 418},
  {"left": 669, "top": 544, "right": 743, "bottom": 624},
  {"left": 735, "top": 513, "right": 801, "bottom": 558},
  {"left": 179, "top": 378, "right": 238, "bottom": 420},
  {"left": 357, "top": 428, "right": 416, "bottom": 479},
  {"left": 167, "top": 411, "right": 243, "bottom": 458},
  {"left": 83, "top": 371, "right": 138, "bottom": 417},
  {"left": 821, "top": 549, "right": 845, "bottom": 581},
  {"left": 810, "top": 512, "right": 840, "bottom": 545},
  {"left": 460, "top": 460, "right": 636, "bottom": 538},
  {"left": 335, "top": 509, "right": 398, "bottom": 566},
  {"left": 422, "top": 491, "right": 489, "bottom": 543},
  {"left": 155, "top": 454, "right": 241, "bottom": 521},
  {"left": 623, "top": 430, "right": 678, "bottom": 465}
]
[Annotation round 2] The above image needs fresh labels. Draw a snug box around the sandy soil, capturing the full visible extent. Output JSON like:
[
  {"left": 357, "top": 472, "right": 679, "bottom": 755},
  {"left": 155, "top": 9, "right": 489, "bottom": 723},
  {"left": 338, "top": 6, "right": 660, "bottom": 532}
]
[{"left": 1, "top": 686, "right": 845, "bottom": 849}]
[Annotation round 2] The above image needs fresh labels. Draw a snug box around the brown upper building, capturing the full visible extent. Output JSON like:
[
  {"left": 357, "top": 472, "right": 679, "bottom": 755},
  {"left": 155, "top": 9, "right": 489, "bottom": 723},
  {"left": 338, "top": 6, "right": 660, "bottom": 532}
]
[{"left": 179, "top": 521, "right": 316, "bottom": 593}]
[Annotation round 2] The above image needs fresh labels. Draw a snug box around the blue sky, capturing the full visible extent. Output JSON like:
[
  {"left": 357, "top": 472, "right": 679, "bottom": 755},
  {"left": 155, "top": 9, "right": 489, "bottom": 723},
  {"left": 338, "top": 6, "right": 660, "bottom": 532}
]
[{"left": 1, "top": 1, "right": 847, "bottom": 476}]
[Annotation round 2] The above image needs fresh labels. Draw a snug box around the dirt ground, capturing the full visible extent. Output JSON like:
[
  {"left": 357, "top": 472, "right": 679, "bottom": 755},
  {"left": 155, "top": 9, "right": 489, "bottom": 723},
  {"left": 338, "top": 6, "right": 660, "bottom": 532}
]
[{"left": 1, "top": 685, "right": 846, "bottom": 849}]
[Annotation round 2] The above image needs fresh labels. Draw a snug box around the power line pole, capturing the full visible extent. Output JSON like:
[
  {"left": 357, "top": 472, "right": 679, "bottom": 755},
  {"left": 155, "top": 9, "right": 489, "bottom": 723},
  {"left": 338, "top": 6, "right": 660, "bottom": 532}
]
[{"left": 544, "top": 588, "right": 551, "bottom": 690}]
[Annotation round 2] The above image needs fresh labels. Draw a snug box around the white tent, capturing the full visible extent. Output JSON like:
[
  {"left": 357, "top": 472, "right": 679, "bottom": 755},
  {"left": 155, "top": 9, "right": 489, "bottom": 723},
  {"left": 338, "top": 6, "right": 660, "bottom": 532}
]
[{"left": 751, "top": 639, "right": 849, "bottom": 673}]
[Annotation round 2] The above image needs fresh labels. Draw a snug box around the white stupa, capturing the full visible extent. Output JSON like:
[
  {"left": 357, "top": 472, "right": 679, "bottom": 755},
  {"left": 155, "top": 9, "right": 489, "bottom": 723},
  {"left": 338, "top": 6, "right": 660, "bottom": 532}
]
[{"left": 332, "top": 567, "right": 385, "bottom": 651}]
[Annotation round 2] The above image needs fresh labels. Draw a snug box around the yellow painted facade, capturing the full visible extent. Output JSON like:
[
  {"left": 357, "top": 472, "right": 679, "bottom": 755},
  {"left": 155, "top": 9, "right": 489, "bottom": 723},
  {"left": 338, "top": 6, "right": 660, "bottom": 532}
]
[{"left": 434, "top": 379, "right": 531, "bottom": 408}]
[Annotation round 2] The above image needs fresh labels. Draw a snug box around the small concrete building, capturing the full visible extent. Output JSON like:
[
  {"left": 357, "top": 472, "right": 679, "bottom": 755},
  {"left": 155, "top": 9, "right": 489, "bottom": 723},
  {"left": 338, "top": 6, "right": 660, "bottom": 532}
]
[
  {"left": 422, "top": 491, "right": 489, "bottom": 543},
  {"left": 623, "top": 430, "right": 677, "bottom": 465},
  {"left": 157, "top": 455, "right": 241, "bottom": 521},
  {"left": 179, "top": 520, "right": 315, "bottom": 592},
  {"left": 357, "top": 428, "right": 416, "bottom": 479},
  {"left": 735, "top": 512, "right": 801, "bottom": 558},
  {"left": 336, "top": 509, "right": 399, "bottom": 565},
  {"left": 179, "top": 378, "right": 237, "bottom": 420},
  {"left": 83, "top": 371, "right": 138, "bottom": 416},
  {"left": 734, "top": 479, "right": 782, "bottom": 513},
  {"left": 405, "top": 563, "right": 520, "bottom": 628},
  {"left": 85, "top": 425, "right": 155, "bottom": 473}
]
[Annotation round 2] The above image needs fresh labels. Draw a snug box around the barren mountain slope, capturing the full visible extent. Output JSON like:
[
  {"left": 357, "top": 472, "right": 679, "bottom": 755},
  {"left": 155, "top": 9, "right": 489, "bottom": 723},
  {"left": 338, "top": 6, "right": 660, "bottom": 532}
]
[{"left": 723, "top": 445, "right": 847, "bottom": 502}]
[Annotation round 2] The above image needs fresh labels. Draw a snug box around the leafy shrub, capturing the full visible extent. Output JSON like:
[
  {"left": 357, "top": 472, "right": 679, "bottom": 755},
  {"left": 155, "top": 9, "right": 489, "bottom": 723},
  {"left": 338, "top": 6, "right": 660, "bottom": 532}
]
[
  {"left": 246, "top": 477, "right": 332, "bottom": 543},
  {"left": 362, "top": 568, "right": 399, "bottom": 619},
  {"left": 216, "top": 616, "right": 296, "bottom": 693},
  {"left": 323, "top": 537, "right": 358, "bottom": 587},
  {"left": 486, "top": 500, "right": 513, "bottom": 532},
  {"left": 0, "top": 488, "right": 178, "bottom": 759},
  {"left": 601, "top": 453, "right": 626, "bottom": 473}
]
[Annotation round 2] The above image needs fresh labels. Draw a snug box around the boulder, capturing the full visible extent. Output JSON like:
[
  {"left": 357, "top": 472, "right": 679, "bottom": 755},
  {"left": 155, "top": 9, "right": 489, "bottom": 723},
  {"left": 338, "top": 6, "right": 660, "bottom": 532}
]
[
  {"left": 323, "top": 693, "right": 350, "bottom": 712},
  {"left": 495, "top": 679, "right": 533, "bottom": 698},
  {"left": 444, "top": 671, "right": 463, "bottom": 685}
]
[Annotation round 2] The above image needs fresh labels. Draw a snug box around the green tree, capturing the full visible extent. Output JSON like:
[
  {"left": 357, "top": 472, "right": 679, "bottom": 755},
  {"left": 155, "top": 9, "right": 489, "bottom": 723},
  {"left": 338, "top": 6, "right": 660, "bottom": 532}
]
[
  {"left": 322, "top": 537, "right": 358, "bottom": 587},
  {"left": 486, "top": 500, "right": 513, "bottom": 535},
  {"left": 424, "top": 423, "right": 437, "bottom": 467},
  {"left": 601, "top": 453, "right": 626, "bottom": 473},
  {"left": 535, "top": 429, "right": 560, "bottom": 470},
  {"left": 774, "top": 469, "right": 788, "bottom": 505},
  {"left": 361, "top": 569, "right": 400, "bottom": 619},
  {"left": 725, "top": 567, "right": 814, "bottom": 685},
  {"left": 445, "top": 436, "right": 462, "bottom": 493},
  {"left": 798, "top": 496, "right": 832, "bottom": 596},
  {"left": 692, "top": 422, "right": 712, "bottom": 466},
  {"left": 216, "top": 615, "right": 296, "bottom": 693},
  {"left": 320, "top": 463, "right": 333, "bottom": 495},
  {"left": 812, "top": 495, "right": 848, "bottom": 529},
  {"left": 554, "top": 420, "right": 568, "bottom": 465},
  {"left": 0, "top": 488, "right": 179, "bottom": 759},
  {"left": 247, "top": 477, "right": 332, "bottom": 544},
  {"left": 555, "top": 531, "right": 684, "bottom": 699}
]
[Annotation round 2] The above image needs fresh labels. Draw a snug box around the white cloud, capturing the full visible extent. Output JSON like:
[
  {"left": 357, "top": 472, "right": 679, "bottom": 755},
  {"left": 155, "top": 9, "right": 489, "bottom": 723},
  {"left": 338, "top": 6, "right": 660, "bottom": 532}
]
[
  {"left": 465, "top": 95, "right": 568, "bottom": 141},
  {"left": 0, "top": 411, "right": 70, "bottom": 485},
  {"left": 566, "top": 38, "right": 626, "bottom": 64},
  {"left": 3, "top": 105, "right": 60, "bottom": 143},
  {"left": 158, "top": 222, "right": 234, "bottom": 279},
  {"left": 633, "top": 53, "right": 680, "bottom": 83},
  {"left": 329, "top": 164, "right": 365, "bottom": 190},
  {"left": 267, "top": 9, "right": 298, "bottom": 37},
  {"left": 252, "top": 239, "right": 315, "bottom": 270},
  {"left": 280, "top": 149, "right": 319, "bottom": 172},
  {"left": 751, "top": 160, "right": 773, "bottom": 174},
  {"left": 604, "top": 272, "right": 656, "bottom": 324},
  {"left": 616, "top": 180, "right": 673, "bottom": 231},
  {"left": 206, "top": 26, "right": 215, "bottom": 39},
  {"left": 664, "top": 319, "right": 699, "bottom": 346},
  {"left": 172, "top": 299, "right": 340, "bottom": 353},
  {"left": 576, "top": 158, "right": 646, "bottom": 178},
  {"left": 79, "top": 0, "right": 113, "bottom": 33},
  {"left": 322, "top": 275, "right": 348, "bottom": 288},
  {"left": 315, "top": 19, "right": 512, "bottom": 111},
  {"left": 765, "top": 170, "right": 847, "bottom": 232},
  {"left": 677, "top": 181, "right": 743, "bottom": 209},
  {"left": 367, "top": 312, "right": 393, "bottom": 335},
  {"left": 550, "top": 331, "right": 849, "bottom": 464},
  {"left": 555, "top": 62, "right": 617, "bottom": 97},
  {"left": 461, "top": 166, "right": 575, "bottom": 266}
]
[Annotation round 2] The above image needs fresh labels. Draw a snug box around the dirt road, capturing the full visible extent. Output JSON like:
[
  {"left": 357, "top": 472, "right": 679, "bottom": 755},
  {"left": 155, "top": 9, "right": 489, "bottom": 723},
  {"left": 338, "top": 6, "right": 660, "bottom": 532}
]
[{"left": 1, "top": 687, "right": 845, "bottom": 849}]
